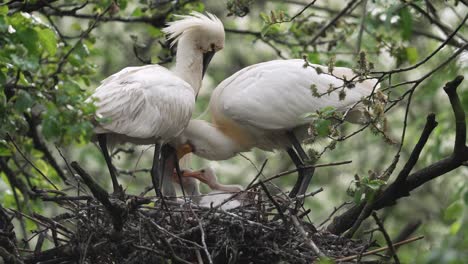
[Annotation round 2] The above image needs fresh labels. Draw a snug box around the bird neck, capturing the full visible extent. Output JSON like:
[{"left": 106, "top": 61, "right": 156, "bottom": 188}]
[
  {"left": 184, "top": 120, "right": 245, "bottom": 160},
  {"left": 211, "top": 182, "right": 243, "bottom": 193},
  {"left": 174, "top": 35, "right": 203, "bottom": 95}
]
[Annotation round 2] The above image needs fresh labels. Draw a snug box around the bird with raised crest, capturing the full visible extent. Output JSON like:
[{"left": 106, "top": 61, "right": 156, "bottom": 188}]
[{"left": 90, "top": 12, "right": 225, "bottom": 197}]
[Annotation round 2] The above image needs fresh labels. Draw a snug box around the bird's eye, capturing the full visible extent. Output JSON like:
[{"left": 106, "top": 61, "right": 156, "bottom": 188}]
[{"left": 201, "top": 169, "right": 205, "bottom": 173}]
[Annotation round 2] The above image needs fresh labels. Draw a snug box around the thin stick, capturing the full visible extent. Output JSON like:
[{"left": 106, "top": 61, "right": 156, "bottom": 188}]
[
  {"left": 249, "top": 160, "right": 352, "bottom": 189},
  {"left": 335, "top": 236, "right": 424, "bottom": 262},
  {"left": 259, "top": 181, "right": 287, "bottom": 223},
  {"left": 191, "top": 206, "right": 213, "bottom": 264},
  {"left": 290, "top": 215, "right": 325, "bottom": 257},
  {"left": 372, "top": 212, "right": 400, "bottom": 264},
  {"left": 7, "top": 134, "right": 58, "bottom": 190}
]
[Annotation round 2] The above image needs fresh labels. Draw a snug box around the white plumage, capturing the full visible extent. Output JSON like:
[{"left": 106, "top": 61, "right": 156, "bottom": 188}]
[
  {"left": 217, "top": 60, "right": 375, "bottom": 130},
  {"left": 90, "top": 12, "right": 225, "bottom": 196},
  {"left": 176, "top": 59, "right": 380, "bottom": 197},
  {"left": 93, "top": 65, "right": 194, "bottom": 141}
]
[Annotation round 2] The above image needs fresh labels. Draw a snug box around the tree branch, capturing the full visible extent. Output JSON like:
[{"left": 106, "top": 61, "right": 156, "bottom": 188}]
[
  {"left": 70, "top": 162, "right": 127, "bottom": 231},
  {"left": 372, "top": 212, "right": 400, "bottom": 264},
  {"left": 309, "top": 0, "right": 361, "bottom": 45},
  {"left": 25, "top": 115, "right": 68, "bottom": 183},
  {"left": 328, "top": 76, "right": 467, "bottom": 234}
]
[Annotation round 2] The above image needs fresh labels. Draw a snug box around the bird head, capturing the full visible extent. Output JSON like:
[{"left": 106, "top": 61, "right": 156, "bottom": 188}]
[
  {"left": 163, "top": 12, "right": 225, "bottom": 76},
  {"left": 177, "top": 166, "right": 243, "bottom": 193}
]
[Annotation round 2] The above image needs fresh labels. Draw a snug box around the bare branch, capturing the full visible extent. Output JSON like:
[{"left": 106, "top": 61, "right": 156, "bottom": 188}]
[
  {"left": 328, "top": 76, "right": 467, "bottom": 234},
  {"left": 372, "top": 212, "right": 400, "bottom": 264}
]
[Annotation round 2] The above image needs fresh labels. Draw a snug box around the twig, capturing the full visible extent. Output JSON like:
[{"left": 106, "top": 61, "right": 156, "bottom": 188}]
[
  {"left": 328, "top": 76, "right": 468, "bottom": 235},
  {"left": 290, "top": 215, "right": 325, "bottom": 257},
  {"left": 191, "top": 207, "right": 213, "bottom": 264},
  {"left": 25, "top": 115, "right": 68, "bottom": 183},
  {"left": 249, "top": 160, "right": 352, "bottom": 189},
  {"left": 245, "top": 159, "right": 268, "bottom": 189},
  {"left": 395, "top": 114, "right": 438, "bottom": 183},
  {"left": 336, "top": 236, "right": 424, "bottom": 262},
  {"left": 309, "top": 0, "right": 361, "bottom": 45},
  {"left": 289, "top": 0, "right": 317, "bottom": 21},
  {"left": 259, "top": 181, "right": 287, "bottom": 223},
  {"left": 356, "top": 0, "right": 367, "bottom": 53},
  {"left": 372, "top": 212, "right": 400, "bottom": 264},
  {"left": 389, "top": 219, "right": 421, "bottom": 255},
  {"left": 6, "top": 134, "right": 58, "bottom": 190},
  {"left": 372, "top": 12, "right": 468, "bottom": 75},
  {"left": 70, "top": 162, "right": 126, "bottom": 231},
  {"left": 318, "top": 201, "right": 352, "bottom": 228}
]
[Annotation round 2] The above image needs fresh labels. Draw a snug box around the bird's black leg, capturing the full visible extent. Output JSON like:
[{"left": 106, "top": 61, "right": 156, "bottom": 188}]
[
  {"left": 287, "top": 131, "right": 316, "bottom": 197},
  {"left": 151, "top": 143, "right": 163, "bottom": 197},
  {"left": 97, "top": 134, "right": 122, "bottom": 195},
  {"left": 160, "top": 145, "right": 176, "bottom": 198},
  {"left": 173, "top": 154, "right": 186, "bottom": 199},
  {"left": 287, "top": 148, "right": 304, "bottom": 198}
]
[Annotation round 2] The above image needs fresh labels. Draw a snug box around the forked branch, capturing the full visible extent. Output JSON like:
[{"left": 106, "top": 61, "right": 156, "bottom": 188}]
[{"left": 328, "top": 76, "right": 467, "bottom": 234}]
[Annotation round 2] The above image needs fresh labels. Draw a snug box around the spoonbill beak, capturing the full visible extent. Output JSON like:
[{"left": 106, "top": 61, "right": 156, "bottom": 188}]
[
  {"left": 202, "top": 50, "right": 215, "bottom": 77},
  {"left": 178, "top": 169, "right": 211, "bottom": 186}
]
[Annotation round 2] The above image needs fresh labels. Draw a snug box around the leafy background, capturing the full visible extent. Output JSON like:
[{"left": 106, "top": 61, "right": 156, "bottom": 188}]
[{"left": 0, "top": 0, "right": 467, "bottom": 263}]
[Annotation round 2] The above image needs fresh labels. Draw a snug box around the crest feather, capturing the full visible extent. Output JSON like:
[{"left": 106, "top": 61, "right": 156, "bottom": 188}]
[{"left": 163, "top": 12, "right": 223, "bottom": 47}]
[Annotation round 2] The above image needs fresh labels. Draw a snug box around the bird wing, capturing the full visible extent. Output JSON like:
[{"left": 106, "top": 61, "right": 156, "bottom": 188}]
[
  {"left": 97, "top": 65, "right": 155, "bottom": 88},
  {"left": 92, "top": 65, "right": 195, "bottom": 139},
  {"left": 213, "top": 59, "right": 378, "bottom": 130}
]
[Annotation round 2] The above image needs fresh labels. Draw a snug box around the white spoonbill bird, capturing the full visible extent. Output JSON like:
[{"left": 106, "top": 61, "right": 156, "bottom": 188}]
[
  {"left": 91, "top": 12, "right": 225, "bottom": 196},
  {"left": 175, "top": 59, "right": 380, "bottom": 197}
]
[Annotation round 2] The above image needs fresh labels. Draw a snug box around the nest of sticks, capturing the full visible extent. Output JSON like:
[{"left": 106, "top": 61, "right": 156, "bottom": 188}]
[{"left": 1, "top": 161, "right": 420, "bottom": 264}]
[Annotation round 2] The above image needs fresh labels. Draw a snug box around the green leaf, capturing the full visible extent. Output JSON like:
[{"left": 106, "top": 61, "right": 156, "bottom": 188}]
[
  {"left": 316, "top": 257, "right": 335, "bottom": 264},
  {"left": 399, "top": 7, "right": 413, "bottom": 40},
  {"left": 450, "top": 220, "right": 462, "bottom": 235},
  {"left": 131, "top": 7, "right": 143, "bottom": 17},
  {"left": 260, "top": 12, "right": 269, "bottom": 23},
  {"left": 366, "top": 179, "right": 386, "bottom": 190},
  {"left": 14, "top": 90, "right": 34, "bottom": 112},
  {"left": 75, "top": 42, "right": 90, "bottom": 57},
  {"left": 320, "top": 106, "right": 337, "bottom": 118},
  {"left": 37, "top": 28, "right": 57, "bottom": 56},
  {"left": 42, "top": 116, "right": 61, "bottom": 139},
  {"left": 16, "top": 27, "right": 39, "bottom": 56},
  {"left": 10, "top": 54, "right": 39, "bottom": 71},
  {"left": 302, "top": 112, "right": 319, "bottom": 119},
  {"left": 354, "top": 188, "right": 363, "bottom": 204},
  {"left": 148, "top": 26, "right": 163, "bottom": 38},
  {"left": 0, "top": 5, "right": 8, "bottom": 15},
  {"left": 36, "top": 159, "right": 50, "bottom": 175},
  {"left": 406, "top": 47, "right": 418, "bottom": 65},
  {"left": 261, "top": 24, "right": 281, "bottom": 37},
  {"left": 307, "top": 52, "right": 320, "bottom": 64},
  {"left": 185, "top": 2, "right": 205, "bottom": 12},
  {"left": 0, "top": 70, "right": 5, "bottom": 85},
  {"left": 444, "top": 201, "right": 463, "bottom": 221},
  {"left": 0, "top": 16, "right": 7, "bottom": 32},
  {"left": 314, "top": 119, "right": 331, "bottom": 137},
  {"left": 261, "top": 24, "right": 270, "bottom": 38},
  {"left": 117, "top": 0, "right": 127, "bottom": 10},
  {"left": 68, "top": 54, "right": 83, "bottom": 67},
  {"left": 0, "top": 140, "right": 11, "bottom": 157}
]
